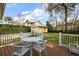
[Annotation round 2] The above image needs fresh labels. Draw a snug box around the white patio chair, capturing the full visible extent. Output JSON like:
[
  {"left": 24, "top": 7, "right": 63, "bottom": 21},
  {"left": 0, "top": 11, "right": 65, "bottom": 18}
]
[
  {"left": 33, "top": 40, "right": 48, "bottom": 56},
  {"left": 20, "top": 32, "right": 28, "bottom": 42},
  {"left": 68, "top": 43, "right": 79, "bottom": 55},
  {"left": 10, "top": 42, "right": 32, "bottom": 56},
  {"left": 20, "top": 32, "right": 30, "bottom": 45}
]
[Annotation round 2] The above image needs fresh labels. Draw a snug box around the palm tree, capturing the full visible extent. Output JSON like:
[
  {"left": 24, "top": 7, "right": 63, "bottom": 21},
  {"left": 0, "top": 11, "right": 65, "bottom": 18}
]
[{"left": 45, "top": 3, "right": 77, "bottom": 33}]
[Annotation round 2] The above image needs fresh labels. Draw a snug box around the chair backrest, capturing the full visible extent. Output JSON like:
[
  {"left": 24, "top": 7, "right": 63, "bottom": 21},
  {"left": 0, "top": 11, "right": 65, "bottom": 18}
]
[
  {"left": 20, "top": 32, "right": 27, "bottom": 42},
  {"left": 35, "top": 39, "right": 47, "bottom": 46},
  {"left": 69, "top": 43, "right": 78, "bottom": 47},
  {"left": 11, "top": 45, "right": 22, "bottom": 53},
  {"left": 10, "top": 42, "right": 31, "bottom": 56}
]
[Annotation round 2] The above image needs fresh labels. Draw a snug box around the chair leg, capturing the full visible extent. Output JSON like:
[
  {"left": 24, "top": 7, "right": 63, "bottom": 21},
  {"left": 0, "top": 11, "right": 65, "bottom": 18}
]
[
  {"left": 44, "top": 49, "right": 48, "bottom": 56},
  {"left": 30, "top": 49, "right": 32, "bottom": 56},
  {"left": 39, "top": 52, "right": 41, "bottom": 56}
]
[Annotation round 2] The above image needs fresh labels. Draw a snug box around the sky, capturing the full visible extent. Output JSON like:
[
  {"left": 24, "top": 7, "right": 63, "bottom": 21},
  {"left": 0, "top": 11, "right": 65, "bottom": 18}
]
[
  {"left": 4, "top": 3, "right": 49, "bottom": 24},
  {"left": 4, "top": 3, "right": 79, "bottom": 25}
]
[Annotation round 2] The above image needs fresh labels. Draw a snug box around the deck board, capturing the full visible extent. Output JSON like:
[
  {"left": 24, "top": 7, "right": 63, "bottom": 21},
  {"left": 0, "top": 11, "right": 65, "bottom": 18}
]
[
  {"left": 0, "top": 48, "right": 2, "bottom": 56},
  {"left": 8, "top": 46, "right": 13, "bottom": 56},
  {"left": 1, "top": 47, "right": 6, "bottom": 56},
  {"left": 5, "top": 46, "right": 10, "bottom": 56},
  {"left": 0, "top": 42, "right": 77, "bottom": 56}
]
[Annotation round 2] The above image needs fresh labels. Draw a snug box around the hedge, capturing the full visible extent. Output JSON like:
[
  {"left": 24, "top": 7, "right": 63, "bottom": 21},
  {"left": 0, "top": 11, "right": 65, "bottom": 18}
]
[{"left": 0, "top": 24, "right": 31, "bottom": 34}]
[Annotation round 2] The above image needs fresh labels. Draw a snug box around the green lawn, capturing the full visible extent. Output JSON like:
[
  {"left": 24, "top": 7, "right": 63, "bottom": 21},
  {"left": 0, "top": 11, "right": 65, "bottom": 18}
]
[
  {"left": 61, "top": 35, "right": 79, "bottom": 45},
  {"left": 44, "top": 33, "right": 79, "bottom": 45},
  {"left": 44, "top": 33, "right": 59, "bottom": 44}
]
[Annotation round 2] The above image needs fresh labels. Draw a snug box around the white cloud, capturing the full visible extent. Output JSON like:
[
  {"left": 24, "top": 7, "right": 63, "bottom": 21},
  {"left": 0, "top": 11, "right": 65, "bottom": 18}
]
[
  {"left": 21, "top": 9, "right": 44, "bottom": 20},
  {"left": 44, "top": 22, "right": 46, "bottom": 25},
  {"left": 21, "top": 9, "right": 45, "bottom": 19},
  {"left": 13, "top": 17, "right": 19, "bottom": 21},
  {"left": 21, "top": 11, "right": 29, "bottom": 15},
  {"left": 24, "top": 15, "right": 34, "bottom": 21},
  {"left": 14, "top": 8, "right": 48, "bottom": 24},
  {"left": 32, "top": 9, "right": 44, "bottom": 17}
]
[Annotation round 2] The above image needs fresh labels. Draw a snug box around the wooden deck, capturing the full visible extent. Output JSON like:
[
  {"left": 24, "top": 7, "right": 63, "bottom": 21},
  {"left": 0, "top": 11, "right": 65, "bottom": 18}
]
[{"left": 0, "top": 42, "right": 78, "bottom": 56}]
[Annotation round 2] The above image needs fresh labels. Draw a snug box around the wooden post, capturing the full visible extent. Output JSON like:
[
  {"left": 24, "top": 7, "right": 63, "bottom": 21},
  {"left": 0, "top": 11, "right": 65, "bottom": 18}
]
[{"left": 59, "top": 32, "right": 62, "bottom": 46}]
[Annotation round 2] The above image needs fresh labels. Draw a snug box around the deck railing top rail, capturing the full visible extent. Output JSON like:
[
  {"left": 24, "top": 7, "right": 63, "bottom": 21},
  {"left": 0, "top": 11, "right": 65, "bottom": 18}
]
[
  {"left": 61, "top": 33, "right": 79, "bottom": 37},
  {"left": 59, "top": 32, "right": 79, "bottom": 46}
]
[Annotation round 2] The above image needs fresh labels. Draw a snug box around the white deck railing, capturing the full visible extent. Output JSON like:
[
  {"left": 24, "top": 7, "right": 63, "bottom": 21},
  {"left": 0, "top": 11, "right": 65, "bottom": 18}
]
[
  {"left": 0, "top": 33, "right": 30, "bottom": 46},
  {"left": 59, "top": 32, "right": 79, "bottom": 46}
]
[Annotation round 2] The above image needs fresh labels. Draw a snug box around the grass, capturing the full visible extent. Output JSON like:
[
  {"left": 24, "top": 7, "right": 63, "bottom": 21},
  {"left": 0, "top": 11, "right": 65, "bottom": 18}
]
[
  {"left": 44, "top": 32, "right": 79, "bottom": 45},
  {"left": 44, "top": 33, "right": 59, "bottom": 44},
  {"left": 61, "top": 35, "right": 79, "bottom": 45}
]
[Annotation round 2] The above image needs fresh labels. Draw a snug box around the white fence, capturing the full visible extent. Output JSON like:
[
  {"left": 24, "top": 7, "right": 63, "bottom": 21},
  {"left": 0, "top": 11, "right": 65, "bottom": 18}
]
[
  {"left": 59, "top": 32, "right": 79, "bottom": 46},
  {"left": 0, "top": 33, "right": 30, "bottom": 46}
]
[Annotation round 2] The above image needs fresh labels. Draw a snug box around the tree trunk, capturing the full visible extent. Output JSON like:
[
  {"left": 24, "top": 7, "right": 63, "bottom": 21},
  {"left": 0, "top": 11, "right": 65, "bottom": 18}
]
[
  {"left": 62, "top": 3, "right": 68, "bottom": 33},
  {"left": 74, "top": 16, "right": 77, "bottom": 33},
  {"left": 64, "top": 6, "right": 67, "bottom": 33},
  {"left": 55, "top": 18, "right": 57, "bottom": 30}
]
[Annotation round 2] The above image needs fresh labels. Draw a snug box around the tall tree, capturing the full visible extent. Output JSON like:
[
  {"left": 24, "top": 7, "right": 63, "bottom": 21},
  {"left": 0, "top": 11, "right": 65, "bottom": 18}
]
[
  {"left": 4, "top": 16, "right": 13, "bottom": 21},
  {"left": 45, "top": 3, "right": 77, "bottom": 32},
  {"left": 46, "top": 21, "right": 53, "bottom": 32}
]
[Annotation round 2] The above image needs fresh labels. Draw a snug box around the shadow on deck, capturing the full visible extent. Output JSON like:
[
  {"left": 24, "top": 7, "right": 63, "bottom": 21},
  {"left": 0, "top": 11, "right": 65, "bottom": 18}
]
[{"left": 0, "top": 42, "right": 77, "bottom": 56}]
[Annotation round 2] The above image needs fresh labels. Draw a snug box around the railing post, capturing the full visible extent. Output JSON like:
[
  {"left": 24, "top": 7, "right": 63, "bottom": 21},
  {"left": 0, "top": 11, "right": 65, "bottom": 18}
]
[{"left": 59, "top": 32, "right": 62, "bottom": 46}]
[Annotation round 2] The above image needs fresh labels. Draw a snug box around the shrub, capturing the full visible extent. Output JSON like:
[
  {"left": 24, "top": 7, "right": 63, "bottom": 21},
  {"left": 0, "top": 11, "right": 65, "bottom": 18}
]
[{"left": 0, "top": 24, "right": 31, "bottom": 34}]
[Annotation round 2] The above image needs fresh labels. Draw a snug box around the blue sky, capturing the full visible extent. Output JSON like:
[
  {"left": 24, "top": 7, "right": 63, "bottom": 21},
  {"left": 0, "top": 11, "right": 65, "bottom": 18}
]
[
  {"left": 4, "top": 3, "right": 79, "bottom": 24},
  {"left": 4, "top": 3, "right": 48, "bottom": 24}
]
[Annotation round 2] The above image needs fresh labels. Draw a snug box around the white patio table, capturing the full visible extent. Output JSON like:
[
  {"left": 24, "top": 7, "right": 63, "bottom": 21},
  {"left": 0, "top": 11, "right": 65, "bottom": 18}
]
[
  {"left": 21, "top": 37, "right": 48, "bottom": 56},
  {"left": 21, "top": 37, "right": 43, "bottom": 43}
]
